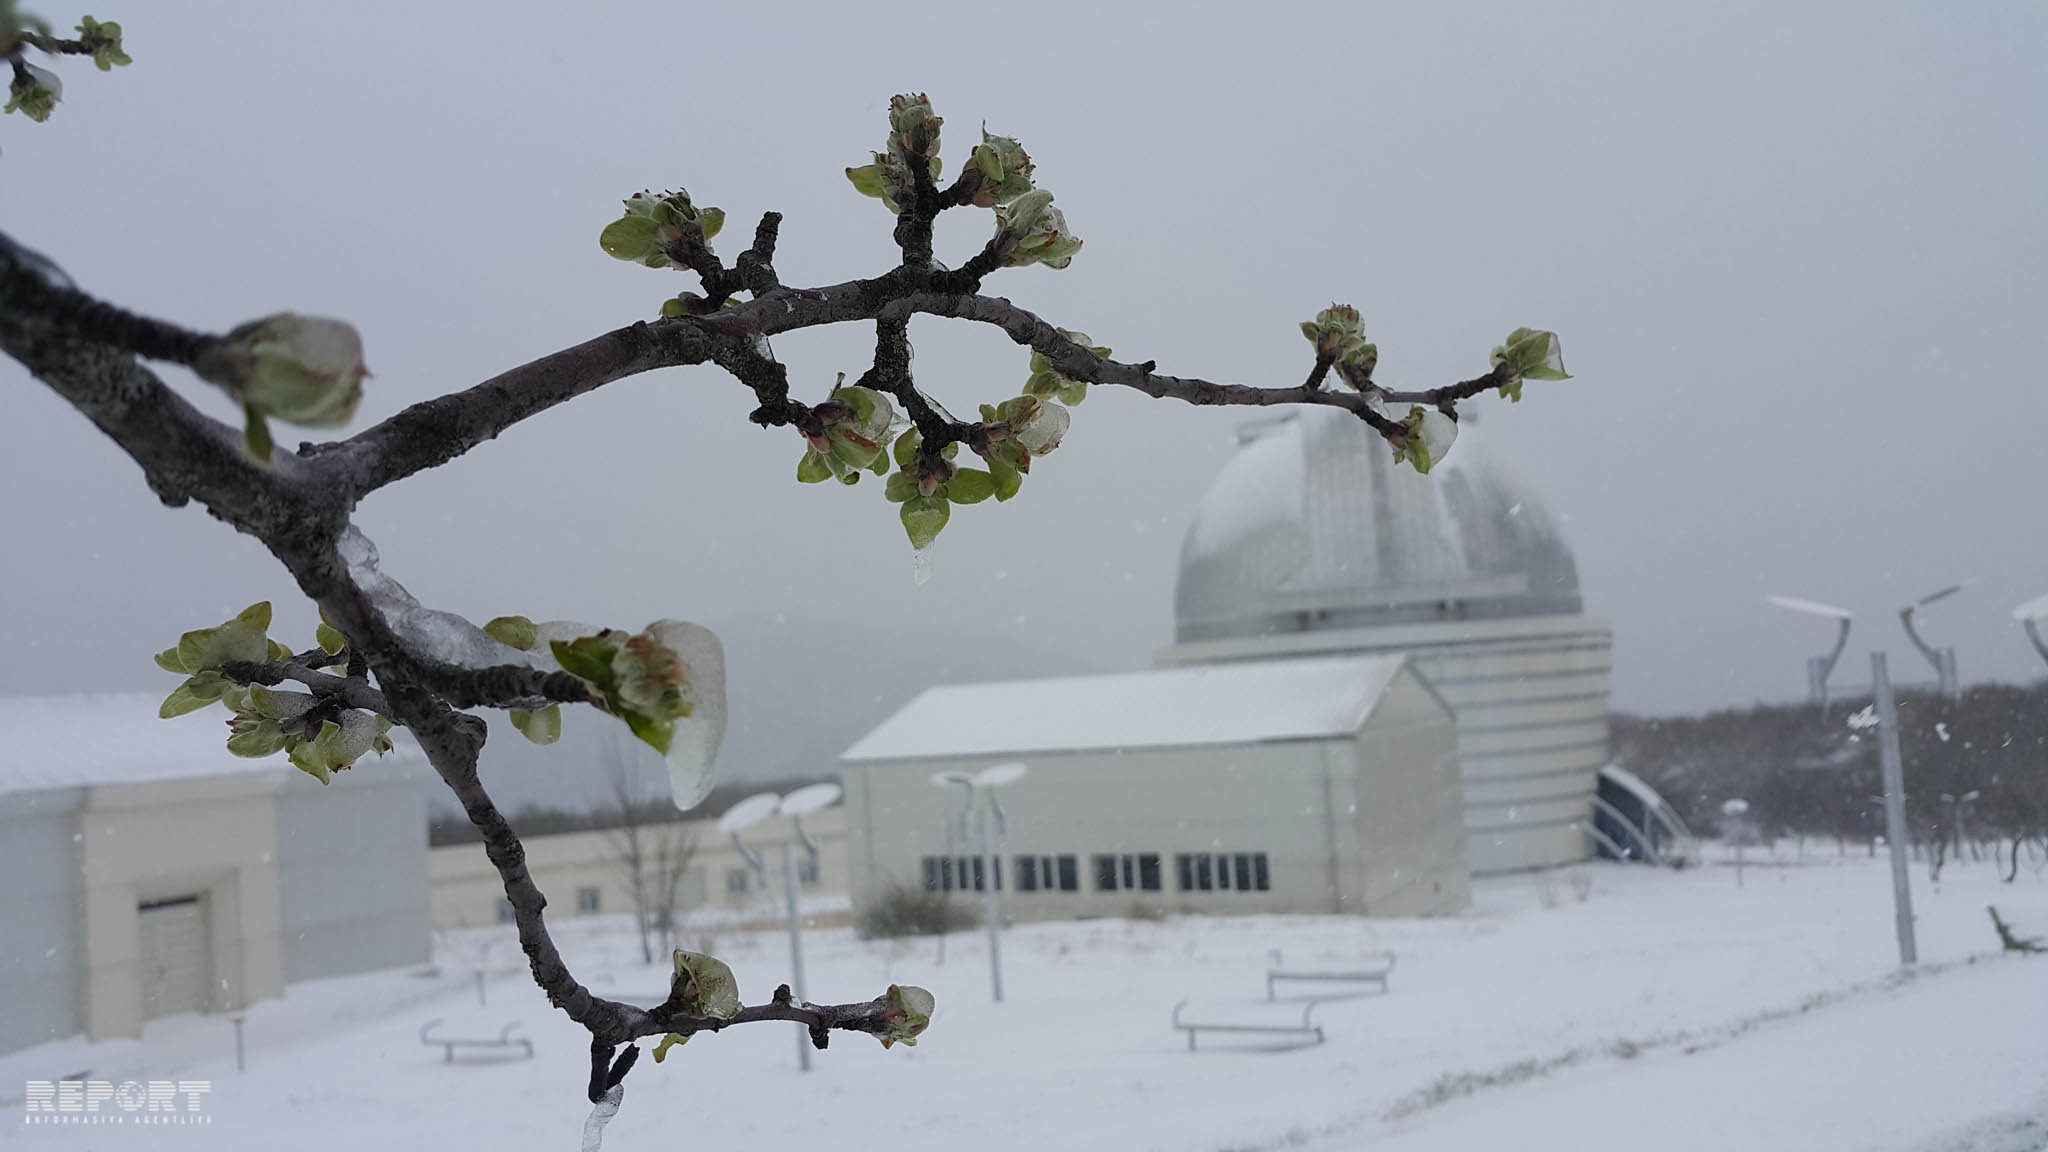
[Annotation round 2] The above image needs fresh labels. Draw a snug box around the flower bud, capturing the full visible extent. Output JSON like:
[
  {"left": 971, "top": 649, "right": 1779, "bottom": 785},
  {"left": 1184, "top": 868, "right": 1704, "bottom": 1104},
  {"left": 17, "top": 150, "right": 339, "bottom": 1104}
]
[
  {"left": 1488, "top": 327, "right": 1569, "bottom": 401},
  {"left": 998, "top": 395, "right": 1071, "bottom": 455},
  {"left": 888, "top": 93, "right": 942, "bottom": 161},
  {"left": 968, "top": 127, "right": 1035, "bottom": 207},
  {"left": 204, "top": 314, "right": 368, "bottom": 428},
  {"left": 670, "top": 950, "right": 742, "bottom": 1020},
  {"left": 5, "top": 63, "right": 61, "bottom": 122},
  {"left": 874, "top": 984, "right": 935, "bottom": 1049}
]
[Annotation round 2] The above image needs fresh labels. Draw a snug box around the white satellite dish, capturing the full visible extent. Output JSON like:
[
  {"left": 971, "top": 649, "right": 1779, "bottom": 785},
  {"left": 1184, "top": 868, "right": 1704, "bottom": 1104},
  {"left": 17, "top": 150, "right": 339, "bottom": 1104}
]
[
  {"left": 930, "top": 770, "right": 975, "bottom": 789},
  {"left": 1765, "top": 594, "right": 1853, "bottom": 620},
  {"left": 975, "top": 761, "right": 1029, "bottom": 789},
  {"left": 779, "top": 782, "right": 842, "bottom": 817},
  {"left": 717, "top": 791, "right": 782, "bottom": 835},
  {"left": 2013, "top": 592, "right": 2048, "bottom": 622},
  {"left": 1721, "top": 798, "right": 1750, "bottom": 816}
]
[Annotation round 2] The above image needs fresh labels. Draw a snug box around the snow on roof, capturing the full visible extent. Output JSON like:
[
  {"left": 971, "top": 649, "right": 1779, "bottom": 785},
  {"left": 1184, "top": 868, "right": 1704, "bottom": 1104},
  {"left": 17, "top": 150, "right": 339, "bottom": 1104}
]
[
  {"left": 0, "top": 691, "right": 418, "bottom": 799},
  {"left": 842, "top": 656, "right": 1410, "bottom": 763}
]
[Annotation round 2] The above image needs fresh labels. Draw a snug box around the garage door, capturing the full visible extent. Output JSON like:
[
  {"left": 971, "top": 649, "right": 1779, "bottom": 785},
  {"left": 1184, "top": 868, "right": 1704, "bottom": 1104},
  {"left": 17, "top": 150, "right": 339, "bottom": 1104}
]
[{"left": 138, "top": 896, "right": 209, "bottom": 1019}]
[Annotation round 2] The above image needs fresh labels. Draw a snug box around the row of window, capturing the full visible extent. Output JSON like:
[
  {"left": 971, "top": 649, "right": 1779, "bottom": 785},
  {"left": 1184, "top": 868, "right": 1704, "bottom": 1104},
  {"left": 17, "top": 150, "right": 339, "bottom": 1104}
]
[{"left": 919, "top": 852, "right": 1271, "bottom": 895}]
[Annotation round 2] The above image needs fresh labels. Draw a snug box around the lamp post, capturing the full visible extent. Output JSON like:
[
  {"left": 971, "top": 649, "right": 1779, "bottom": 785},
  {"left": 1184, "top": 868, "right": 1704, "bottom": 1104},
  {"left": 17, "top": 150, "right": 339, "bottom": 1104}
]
[
  {"left": 2015, "top": 593, "right": 2048, "bottom": 669},
  {"left": 1766, "top": 595, "right": 1853, "bottom": 712},
  {"left": 1900, "top": 582, "right": 1970, "bottom": 701},
  {"left": 1720, "top": 798, "right": 1751, "bottom": 888},
  {"left": 928, "top": 762, "right": 1029, "bottom": 1003},
  {"left": 1871, "top": 652, "right": 1918, "bottom": 966},
  {"left": 719, "top": 782, "right": 842, "bottom": 1072}
]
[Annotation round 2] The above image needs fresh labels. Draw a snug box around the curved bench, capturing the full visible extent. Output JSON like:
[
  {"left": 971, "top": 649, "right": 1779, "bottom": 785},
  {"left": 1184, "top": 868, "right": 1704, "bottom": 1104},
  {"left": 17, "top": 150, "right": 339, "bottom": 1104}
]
[
  {"left": 419, "top": 1018, "right": 534, "bottom": 1063},
  {"left": 1171, "top": 998, "right": 1324, "bottom": 1051},
  {"left": 1265, "top": 949, "right": 1396, "bottom": 1000}
]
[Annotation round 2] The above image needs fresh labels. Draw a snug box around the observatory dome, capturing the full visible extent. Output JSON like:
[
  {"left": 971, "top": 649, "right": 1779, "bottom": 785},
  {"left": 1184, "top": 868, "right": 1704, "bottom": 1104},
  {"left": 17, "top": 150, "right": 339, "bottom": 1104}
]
[{"left": 1176, "top": 407, "right": 1582, "bottom": 645}]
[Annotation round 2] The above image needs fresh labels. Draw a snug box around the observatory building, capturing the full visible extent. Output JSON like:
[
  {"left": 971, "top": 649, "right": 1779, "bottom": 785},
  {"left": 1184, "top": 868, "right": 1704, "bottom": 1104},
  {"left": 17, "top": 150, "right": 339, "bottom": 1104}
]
[
  {"left": 839, "top": 406, "right": 1615, "bottom": 926},
  {"left": 1161, "top": 409, "right": 1613, "bottom": 874}
]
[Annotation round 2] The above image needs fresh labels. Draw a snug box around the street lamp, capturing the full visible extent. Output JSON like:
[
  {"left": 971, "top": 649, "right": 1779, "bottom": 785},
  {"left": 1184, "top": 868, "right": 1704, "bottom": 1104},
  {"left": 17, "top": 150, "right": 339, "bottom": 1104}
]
[
  {"left": 928, "top": 761, "right": 1029, "bottom": 1003},
  {"left": 1720, "top": 798, "right": 1752, "bottom": 889},
  {"left": 1766, "top": 595, "right": 1853, "bottom": 711},
  {"left": 1900, "top": 582, "right": 1970, "bottom": 701},
  {"left": 2014, "top": 592, "right": 2048, "bottom": 668},
  {"left": 719, "top": 781, "right": 842, "bottom": 1072}
]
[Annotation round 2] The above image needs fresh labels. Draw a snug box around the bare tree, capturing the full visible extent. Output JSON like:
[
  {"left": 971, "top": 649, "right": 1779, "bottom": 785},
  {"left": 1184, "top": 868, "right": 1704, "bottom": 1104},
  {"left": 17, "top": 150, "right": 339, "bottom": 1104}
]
[
  {"left": 1, "top": 19, "right": 1566, "bottom": 1128},
  {"left": 597, "top": 736, "right": 701, "bottom": 966}
]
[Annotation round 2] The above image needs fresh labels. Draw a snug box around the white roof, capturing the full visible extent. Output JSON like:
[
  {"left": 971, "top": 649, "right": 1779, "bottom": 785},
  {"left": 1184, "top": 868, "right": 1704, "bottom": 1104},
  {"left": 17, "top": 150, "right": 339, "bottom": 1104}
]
[
  {"left": 0, "top": 691, "right": 418, "bottom": 799},
  {"left": 842, "top": 656, "right": 1409, "bottom": 763}
]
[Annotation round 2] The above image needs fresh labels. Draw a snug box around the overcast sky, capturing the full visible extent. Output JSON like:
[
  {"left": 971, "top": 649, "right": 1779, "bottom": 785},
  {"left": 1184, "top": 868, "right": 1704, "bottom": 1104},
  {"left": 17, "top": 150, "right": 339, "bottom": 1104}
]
[{"left": 2, "top": 1, "right": 2043, "bottom": 803}]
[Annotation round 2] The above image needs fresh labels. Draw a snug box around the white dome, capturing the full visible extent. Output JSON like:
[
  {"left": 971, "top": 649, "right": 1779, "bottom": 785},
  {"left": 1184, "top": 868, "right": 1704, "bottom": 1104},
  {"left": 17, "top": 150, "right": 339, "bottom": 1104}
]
[{"left": 1175, "top": 408, "right": 1582, "bottom": 644}]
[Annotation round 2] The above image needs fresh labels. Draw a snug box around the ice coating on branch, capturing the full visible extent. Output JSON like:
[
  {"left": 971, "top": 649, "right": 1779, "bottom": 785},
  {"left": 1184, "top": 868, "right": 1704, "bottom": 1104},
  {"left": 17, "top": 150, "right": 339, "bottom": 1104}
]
[
  {"left": 337, "top": 525, "right": 534, "bottom": 670},
  {"left": 646, "top": 620, "right": 726, "bottom": 810}
]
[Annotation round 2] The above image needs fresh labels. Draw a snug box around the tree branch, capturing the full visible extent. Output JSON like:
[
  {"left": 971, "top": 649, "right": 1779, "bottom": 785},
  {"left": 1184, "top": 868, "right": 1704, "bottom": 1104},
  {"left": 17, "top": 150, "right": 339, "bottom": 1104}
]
[{"left": 218, "top": 656, "right": 391, "bottom": 717}]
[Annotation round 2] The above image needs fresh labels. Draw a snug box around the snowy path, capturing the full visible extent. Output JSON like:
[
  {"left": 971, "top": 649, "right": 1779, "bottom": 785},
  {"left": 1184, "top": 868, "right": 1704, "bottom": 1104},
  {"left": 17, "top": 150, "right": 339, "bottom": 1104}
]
[{"left": 1361, "top": 954, "right": 2048, "bottom": 1152}]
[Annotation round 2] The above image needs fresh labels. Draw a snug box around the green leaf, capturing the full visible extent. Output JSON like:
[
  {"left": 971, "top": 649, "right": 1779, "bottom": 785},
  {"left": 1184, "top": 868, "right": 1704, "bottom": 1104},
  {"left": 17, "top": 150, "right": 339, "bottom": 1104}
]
[
  {"left": 652, "top": 1033, "right": 688, "bottom": 1063},
  {"left": 892, "top": 428, "right": 920, "bottom": 469},
  {"left": 883, "top": 470, "right": 919, "bottom": 503},
  {"left": 845, "top": 164, "right": 889, "bottom": 199},
  {"left": 796, "top": 450, "right": 833, "bottom": 484},
  {"left": 900, "top": 494, "right": 950, "bottom": 550},
  {"left": 241, "top": 405, "right": 276, "bottom": 463},
  {"left": 315, "top": 616, "right": 347, "bottom": 655},
  {"left": 482, "top": 615, "right": 536, "bottom": 651},
  {"left": 670, "top": 950, "right": 742, "bottom": 1020},
  {"left": 985, "top": 452, "right": 1023, "bottom": 501},
  {"left": 160, "top": 672, "right": 228, "bottom": 719},
  {"left": 599, "top": 215, "right": 663, "bottom": 262},
  {"left": 225, "top": 718, "right": 288, "bottom": 759},
  {"left": 510, "top": 705, "right": 562, "bottom": 745},
  {"left": 153, "top": 646, "right": 187, "bottom": 674},
  {"left": 947, "top": 468, "right": 996, "bottom": 504},
  {"left": 697, "top": 207, "right": 725, "bottom": 242}
]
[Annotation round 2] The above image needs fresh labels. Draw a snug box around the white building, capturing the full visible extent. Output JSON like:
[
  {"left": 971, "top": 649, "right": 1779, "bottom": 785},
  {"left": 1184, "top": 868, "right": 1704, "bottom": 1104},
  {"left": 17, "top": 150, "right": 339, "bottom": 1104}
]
[
  {"left": 429, "top": 805, "right": 848, "bottom": 932},
  {"left": 841, "top": 656, "right": 1468, "bottom": 922},
  {"left": 1165, "top": 409, "right": 1614, "bottom": 874},
  {"left": 0, "top": 693, "right": 430, "bottom": 1055}
]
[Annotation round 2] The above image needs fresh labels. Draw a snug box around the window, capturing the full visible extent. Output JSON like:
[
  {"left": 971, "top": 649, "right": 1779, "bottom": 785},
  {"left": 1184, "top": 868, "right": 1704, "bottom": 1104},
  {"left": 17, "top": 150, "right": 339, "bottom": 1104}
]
[
  {"left": 798, "top": 856, "right": 820, "bottom": 887},
  {"left": 1175, "top": 852, "right": 1270, "bottom": 893},
  {"left": 576, "top": 886, "right": 601, "bottom": 914},
  {"left": 1094, "top": 852, "right": 1162, "bottom": 892},
  {"left": 922, "top": 855, "right": 1003, "bottom": 891},
  {"left": 1014, "top": 854, "right": 1080, "bottom": 893},
  {"left": 726, "top": 868, "right": 750, "bottom": 896},
  {"left": 496, "top": 900, "right": 516, "bottom": 924}
]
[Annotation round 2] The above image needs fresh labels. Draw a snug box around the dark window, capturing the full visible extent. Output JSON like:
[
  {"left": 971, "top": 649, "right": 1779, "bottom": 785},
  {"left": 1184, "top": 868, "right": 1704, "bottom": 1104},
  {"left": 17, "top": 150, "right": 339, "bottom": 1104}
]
[
  {"left": 1177, "top": 854, "right": 1194, "bottom": 892},
  {"left": 1196, "top": 854, "right": 1214, "bottom": 891},
  {"left": 1056, "top": 855, "right": 1079, "bottom": 892},
  {"left": 1016, "top": 855, "right": 1039, "bottom": 892},
  {"left": 922, "top": 857, "right": 943, "bottom": 891},
  {"left": 798, "top": 857, "right": 820, "bottom": 887},
  {"left": 576, "top": 886, "right": 601, "bottom": 914},
  {"left": 1253, "top": 853, "right": 1270, "bottom": 891},
  {"left": 1093, "top": 854, "right": 1118, "bottom": 891},
  {"left": 1234, "top": 854, "right": 1253, "bottom": 891},
  {"left": 1120, "top": 855, "right": 1136, "bottom": 889},
  {"left": 1138, "top": 854, "right": 1162, "bottom": 891},
  {"left": 1175, "top": 851, "right": 1269, "bottom": 893},
  {"left": 726, "top": 868, "right": 750, "bottom": 895}
]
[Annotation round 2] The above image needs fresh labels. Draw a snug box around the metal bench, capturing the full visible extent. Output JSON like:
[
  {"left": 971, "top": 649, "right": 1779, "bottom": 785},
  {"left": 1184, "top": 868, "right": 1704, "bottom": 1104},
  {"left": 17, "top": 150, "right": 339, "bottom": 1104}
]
[
  {"left": 1265, "top": 949, "right": 1396, "bottom": 1000},
  {"left": 1171, "top": 998, "right": 1324, "bottom": 1051},
  {"left": 418, "top": 1018, "right": 534, "bottom": 1063}
]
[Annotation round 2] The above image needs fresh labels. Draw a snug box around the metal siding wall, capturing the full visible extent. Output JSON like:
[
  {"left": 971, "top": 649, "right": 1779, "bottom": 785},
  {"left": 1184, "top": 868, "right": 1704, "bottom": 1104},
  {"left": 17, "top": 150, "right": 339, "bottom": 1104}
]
[
  {"left": 0, "top": 789, "right": 84, "bottom": 1053},
  {"left": 277, "top": 761, "right": 429, "bottom": 982}
]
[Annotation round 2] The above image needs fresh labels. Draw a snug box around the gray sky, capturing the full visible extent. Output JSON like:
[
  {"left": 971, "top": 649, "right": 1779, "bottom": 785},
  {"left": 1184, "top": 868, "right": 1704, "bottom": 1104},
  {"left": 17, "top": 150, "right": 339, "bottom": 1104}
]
[{"left": 2, "top": 1, "right": 2043, "bottom": 806}]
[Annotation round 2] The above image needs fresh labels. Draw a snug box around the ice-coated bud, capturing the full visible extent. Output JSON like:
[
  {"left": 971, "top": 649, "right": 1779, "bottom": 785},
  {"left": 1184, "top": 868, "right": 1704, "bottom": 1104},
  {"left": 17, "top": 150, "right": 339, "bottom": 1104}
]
[
  {"left": 1489, "top": 327, "right": 1569, "bottom": 401},
  {"left": 887, "top": 92, "right": 942, "bottom": 160},
  {"left": 994, "top": 190, "right": 1084, "bottom": 269},
  {"left": 670, "top": 950, "right": 742, "bottom": 1020},
  {"left": 546, "top": 620, "right": 726, "bottom": 808},
  {"left": 202, "top": 314, "right": 368, "bottom": 429},
  {"left": 286, "top": 710, "right": 394, "bottom": 784},
  {"left": 1386, "top": 404, "right": 1458, "bottom": 475},
  {"left": 1300, "top": 305, "right": 1377, "bottom": 385},
  {"left": 999, "top": 395, "right": 1071, "bottom": 455},
  {"left": 874, "top": 984, "right": 935, "bottom": 1049},
  {"left": 818, "top": 384, "right": 897, "bottom": 470},
  {"left": 900, "top": 493, "right": 951, "bottom": 550},
  {"left": 5, "top": 62, "right": 61, "bottom": 122},
  {"left": 968, "top": 126, "right": 1035, "bottom": 207}
]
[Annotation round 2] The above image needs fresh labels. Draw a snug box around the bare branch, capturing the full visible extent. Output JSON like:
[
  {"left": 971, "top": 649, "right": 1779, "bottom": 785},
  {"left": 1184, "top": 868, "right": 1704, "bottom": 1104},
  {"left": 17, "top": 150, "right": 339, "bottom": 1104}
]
[{"left": 217, "top": 656, "right": 391, "bottom": 717}]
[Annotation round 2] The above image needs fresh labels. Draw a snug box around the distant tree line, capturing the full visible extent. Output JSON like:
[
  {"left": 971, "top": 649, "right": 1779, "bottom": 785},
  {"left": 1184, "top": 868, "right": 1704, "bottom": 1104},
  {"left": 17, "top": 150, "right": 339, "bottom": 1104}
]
[
  {"left": 1614, "top": 681, "right": 2048, "bottom": 880},
  {"left": 427, "top": 775, "right": 831, "bottom": 847}
]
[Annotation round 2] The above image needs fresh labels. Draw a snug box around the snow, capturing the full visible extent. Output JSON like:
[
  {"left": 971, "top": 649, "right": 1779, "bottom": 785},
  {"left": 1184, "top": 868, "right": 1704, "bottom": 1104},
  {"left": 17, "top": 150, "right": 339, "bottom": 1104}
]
[
  {"left": 842, "top": 655, "right": 1408, "bottom": 762},
  {"left": 0, "top": 692, "right": 290, "bottom": 798},
  {"left": 7, "top": 851, "right": 2044, "bottom": 1150}
]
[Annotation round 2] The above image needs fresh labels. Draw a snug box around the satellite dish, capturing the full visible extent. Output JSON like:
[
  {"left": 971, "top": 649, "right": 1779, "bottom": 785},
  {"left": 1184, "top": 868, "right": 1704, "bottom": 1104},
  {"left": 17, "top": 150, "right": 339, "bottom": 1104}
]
[
  {"left": 930, "top": 770, "right": 975, "bottom": 789},
  {"left": 1721, "top": 798, "right": 1750, "bottom": 816},
  {"left": 1765, "top": 595, "right": 1852, "bottom": 620},
  {"left": 2013, "top": 592, "right": 2048, "bottom": 622},
  {"left": 717, "top": 791, "right": 782, "bottom": 835},
  {"left": 779, "top": 782, "right": 842, "bottom": 817},
  {"left": 975, "top": 761, "right": 1029, "bottom": 789}
]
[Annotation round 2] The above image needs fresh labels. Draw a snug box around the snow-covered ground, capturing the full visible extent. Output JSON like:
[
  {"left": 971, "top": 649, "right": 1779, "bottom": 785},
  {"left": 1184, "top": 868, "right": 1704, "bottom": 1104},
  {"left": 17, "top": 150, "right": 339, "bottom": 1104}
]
[{"left": 6, "top": 849, "right": 2045, "bottom": 1151}]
